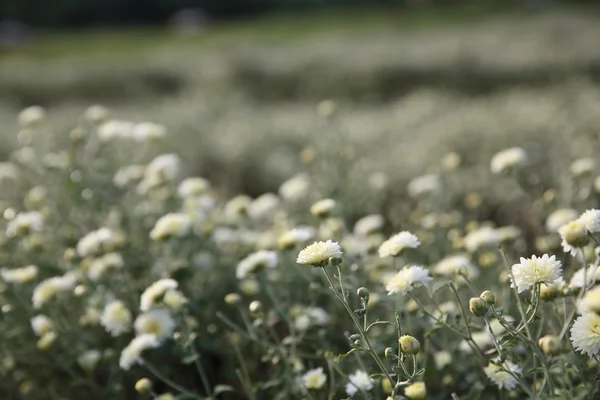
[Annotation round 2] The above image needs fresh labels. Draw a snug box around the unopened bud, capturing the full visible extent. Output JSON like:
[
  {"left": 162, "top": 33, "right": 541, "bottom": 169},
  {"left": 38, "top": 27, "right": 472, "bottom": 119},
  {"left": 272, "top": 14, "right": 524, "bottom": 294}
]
[
  {"left": 357, "top": 287, "right": 369, "bottom": 299},
  {"left": 480, "top": 290, "right": 496, "bottom": 305},
  {"left": 249, "top": 300, "right": 262, "bottom": 314},
  {"left": 399, "top": 335, "right": 420, "bottom": 355},
  {"left": 538, "top": 335, "right": 561, "bottom": 356},
  {"left": 349, "top": 334, "right": 360, "bottom": 342},
  {"left": 384, "top": 347, "right": 395, "bottom": 359},
  {"left": 135, "top": 378, "right": 153, "bottom": 394},
  {"left": 224, "top": 293, "right": 241, "bottom": 305},
  {"left": 469, "top": 297, "right": 489, "bottom": 317},
  {"left": 329, "top": 256, "right": 342, "bottom": 266},
  {"left": 404, "top": 381, "right": 426, "bottom": 400}
]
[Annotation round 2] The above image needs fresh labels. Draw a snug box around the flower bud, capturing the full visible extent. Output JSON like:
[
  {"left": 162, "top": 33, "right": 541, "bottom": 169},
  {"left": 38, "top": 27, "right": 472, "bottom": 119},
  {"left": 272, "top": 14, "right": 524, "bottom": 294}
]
[
  {"left": 135, "top": 378, "right": 153, "bottom": 395},
  {"left": 404, "top": 381, "right": 426, "bottom": 400},
  {"left": 382, "top": 378, "right": 393, "bottom": 394},
  {"left": 480, "top": 290, "right": 496, "bottom": 305},
  {"left": 37, "top": 331, "right": 57, "bottom": 351},
  {"left": 399, "top": 335, "right": 420, "bottom": 355},
  {"left": 538, "top": 335, "right": 561, "bottom": 356},
  {"left": 357, "top": 287, "right": 369, "bottom": 299},
  {"left": 561, "top": 220, "right": 589, "bottom": 248},
  {"left": 469, "top": 297, "right": 488, "bottom": 317},
  {"left": 349, "top": 334, "right": 360, "bottom": 342},
  {"left": 329, "top": 256, "right": 342, "bottom": 266},
  {"left": 384, "top": 347, "right": 395, "bottom": 359},
  {"left": 248, "top": 300, "right": 262, "bottom": 314}
]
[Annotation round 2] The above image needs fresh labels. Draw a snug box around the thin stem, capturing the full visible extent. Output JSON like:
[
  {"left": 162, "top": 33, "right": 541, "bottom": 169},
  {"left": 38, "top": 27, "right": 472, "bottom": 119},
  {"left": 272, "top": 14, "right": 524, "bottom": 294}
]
[{"left": 143, "top": 360, "right": 201, "bottom": 399}]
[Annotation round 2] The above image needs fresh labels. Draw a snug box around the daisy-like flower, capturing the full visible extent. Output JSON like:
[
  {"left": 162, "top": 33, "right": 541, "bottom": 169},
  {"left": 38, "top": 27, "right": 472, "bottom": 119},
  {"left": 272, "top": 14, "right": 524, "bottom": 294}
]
[
  {"left": 279, "top": 174, "right": 310, "bottom": 201},
  {"left": 293, "top": 307, "right": 329, "bottom": 331},
  {"left": 578, "top": 286, "right": 600, "bottom": 314},
  {"left": 97, "top": 120, "right": 134, "bottom": 141},
  {"left": 546, "top": 208, "right": 578, "bottom": 232},
  {"left": 6, "top": 211, "right": 43, "bottom": 237},
  {"left": 150, "top": 213, "right": 191, "bottom": 240},
  {"left": 134, "top": 309, "right": 175, "bottom": 342},
  {"left": 297, "top": 240, "right": 342, "bottom": 266},
  {"left": 113, "top": 165, "right": 145, "bottom": 188},
  {"left": 119, "top": 334, "right": 160, "bottom": 370},
  {"left": 558, "top": 219, "right": 589, "bottom": 255},
  {"left": 30, "top": 315, "right": 54, "bottom": 336},
  {"left": 87, "top": 252, "right": 125, "bottom": 281},
  {"left": 571, "top": 313, "right": 600, "bottom": 357},
  {"left": 510, "top": 254, "right": 562, "bottom": 293},
  {"left": 77, "top": 227, "right": 116, "bottom": 257},
  {"left": 1, "top": 265, "right": 38, "bottom": 284},
  {"left": 353, "top": 214, "right": 384, "bottom": 236},
  {"left": 177, "top": 177, "right": 211, "bottom": 198},
  {"left": 378, "top": 231, "right": 420, "bottom": 258},
  {"left": 247, "top": 193, "right": 280, "bottom": 221},
  {"left": 18, "top": 105, "right": 45, "bottom": 127},
  {"left": 579, "top": 209, "right": 600, "bottom": 233},
  {"left": 77, "top": 350, "right": 102, "bottom": 372},
  {"left": 278, "top": 226, "right": 317, "bottom": 249},
  {"left": 236, "top": 250, "right": 278, "bottom": 279},
  {"left": 490, "top": 147, "right": 527, "bottom": 175},
  {"left": 139, "top": 153, "right": 180, "bottom": 190},
  {"left": 310, "top": 199, "right": 336, "bottom": 218},
  {"left": 32, "top": 273, "right": 77, "bottom": 309},
  {"left": 570, "top": 158, "right": 595, "bottom": 178},
  {"left": 385, "top": 265, "right": 432, "bottom": 295},
  {"left": 484, "top": 360, "right": 522, "bottom": 390},
  {"left": 132, "top": 122, "right": 166, "bottom": 141},
  {"left": 345, "top": 370, "right": 374, "bottom": 397},
  {"left": 101, "top": 300, "right": 132, "bottom": 336},
  {"left": 407, "top": 174, "right": 441, "bottom": 198},
  {"left": 140, "top": 279, "right": 178, "bottom": 312},
  {"left": 299, "top": 367, "right": 327, "bottom": 390},
  {"left": 434, "top": 254, "right": 479, "bottom": 279},
  {"left": 569, "top": 266, "right": 600, "bottom": 289},
  {"left": 463, "top": 227, "right": 500, "bottom": 253}
]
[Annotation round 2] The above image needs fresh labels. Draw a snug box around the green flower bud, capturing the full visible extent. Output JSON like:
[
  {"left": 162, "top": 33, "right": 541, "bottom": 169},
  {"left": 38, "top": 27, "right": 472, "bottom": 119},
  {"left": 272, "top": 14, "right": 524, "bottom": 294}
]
[
  {"left": 469, "top": 297, "right": 488, "bottom": 317},
  {"left": 399, "top": 335, "right": 420, "bottom": 355},
  {"left": 135, "top": 378, "right": 153, "bottom": 395},
  {"left": 480, "top": 290, "right": 496, "bottom": 305},
  {"left": 357, "top": 287, "right": 369, "bottom": 299}
]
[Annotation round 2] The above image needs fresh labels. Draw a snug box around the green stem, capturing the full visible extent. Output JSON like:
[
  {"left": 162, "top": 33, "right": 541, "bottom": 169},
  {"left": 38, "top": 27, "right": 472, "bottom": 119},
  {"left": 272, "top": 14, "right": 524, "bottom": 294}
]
[{"left": 143, "top": 360, "right": 201, "bottom": 399}]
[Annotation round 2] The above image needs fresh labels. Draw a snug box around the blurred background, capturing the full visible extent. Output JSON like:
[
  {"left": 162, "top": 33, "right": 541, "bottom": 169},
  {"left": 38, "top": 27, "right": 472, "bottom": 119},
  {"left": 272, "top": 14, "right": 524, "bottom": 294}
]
[{"left": 1, "top": 0, "right": 600, "bottom": 202}]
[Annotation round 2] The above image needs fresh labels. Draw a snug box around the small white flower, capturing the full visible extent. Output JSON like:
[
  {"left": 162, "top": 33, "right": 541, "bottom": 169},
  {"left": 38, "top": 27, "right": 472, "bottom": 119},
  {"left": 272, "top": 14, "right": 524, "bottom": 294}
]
[
  {"left": 31, "top": 315, "right": 54, "bottom": 336},
  {"left": 1, "top": 265, "right": 38, "bottom": 284},
  {"left": 464, "top": 227, "right": 500, "bottom": 253},
  {"left": 134, "top": 309, "right": 175, "bottom": 342},
  {"left": 32, "top": 273, "right": 77, "bottom": 309},
  {"left": 569, "top": 266, "right": 600, "bottom": 289},
  {"left": 434, "top": 254, "right": 479, "bottom": 278},
  {"left": 6, "top": 211, "right": 43, "bottom": 237},
  {"left": 97, "top": 120, "right": 134, "bottom": 141},
  {"left": 490, "top": 147, "right": 527, "bottom": 174},
  {"left": 386, "top": 265, "right": 432, "bottom": 295},
  {"left": 310, "top": 198, "right": 336, "bottom": 218},
  {"left": 434, "top": 351, "right": 452, "bottom": 369},
  {"left": 278, "top": 226, "right": 317, "bottom": 249},
  {"left": 223, "top": 195, "right": 252, "bottom": 221},
  {"left": 101, "top": 300, "right": 132, "bottom": 336},
  {"left": 150, "top": 213, "right": 191, "bottom": 240},
  {"left": 579, "top": 209, "right": 600, "bottom": 233},
  {"left": 510, "top": 254, "right": 562, "bottom": 293},
  {"left": 84, "top": 105, "right": 109, "bottom": 123},
  {"left": 140, "top": 279, "right": 178, "bottom": 312},
  {"left": 378, "top": 231, "right": 420, "bottom": 258},
  {"left": 113, "top": 165, "right": 145, "bottom": 187},
  {"left": 88, "top": 252, "right": 125, "bottom": 281},
  {"left": 345, "top": 370, "right": 374, "bottom": 397},
  {"left": 119, "top": 334, "right": 160, "bottom": 370},
  {"left": 484, "top": 360, "right": 522, "bottom": 390},
  {"left": 293, "top": 307, "right": 329, "bottom": 331},
  {"left": 570, "top": 158, "right": 595, "bottom": 178},
  {"left": 407, "top": 174, "right": 441, "bottom": 197},
  {"left": 296, "top": 240, "right": 342, "bottom": 265},
  {"left": 353, "top": 214, "right": 384, "bottom": 236},
  {"left": 138, "top": 154, "right": 181, "bottom": 192},
  {"left": 577, "top": 286, "right": 600, "bottom": 314},
  {"left": 177, "top": 177, "right": 211, "bottom": 198},
  {"left": 236, "top": 250, "right": 278, "bottom": 279},
  {"left": 558, "top": 219, "right": 588, "bottom": 255},
  {"left": 18, "top": 106, "right": 45, "bottom": 127},
  {"left": 299, "top": 367, "right": 327, "bottom": 390},
  {"left": 132, "top": 122, "right": 166, "bottom": 141},
  {"left": 77, "top": 228, "right": 116, "bottom": 257},
  {"left": 247, "top": 193, "right": 280, "bottom": 221},
  {"left": 571, "top": 313, "right": 600, "bottom": 357},
  {"left": 546, "top": 208, "right": 578, "bottom": 232},
  {"left": 279, "top": 174, "right": 310, "bottom": 201},
  {"left": 77, "top": 350, "right": 102, "bottom": 372}
]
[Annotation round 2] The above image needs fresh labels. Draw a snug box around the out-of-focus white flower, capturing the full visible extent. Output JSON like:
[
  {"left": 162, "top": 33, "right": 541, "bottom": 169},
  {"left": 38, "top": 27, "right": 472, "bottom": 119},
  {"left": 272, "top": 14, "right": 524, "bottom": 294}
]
[
  {"left": 101, "top": 300, "right": 132, "bottom": 336},
  {"left": 570, "top": 158, "right": 595, "bottom": 178},
  {"left": 407, "top": 174, "right": 441, "bottom": 197},
  {"left": 162, "top": 289, "right": 187, "bottom": 311},
  {"left": 113, "top": 165, "right": 145, "bottom": 188},
  {"left": 119, "top": 334, "right": 160, "bottom": 370},
  {"left": 345, "top": 370, "right": 374, "bottom": 397},
  {"left": 18, "top": 106, "right": 45, "bottom": 127},
  {"left": 546, "top": 208, "right": 578, "bottom": 232},
  {"left": 484, "top": 360, "right": 521, "bottom": 390},
  {"left": 88, "top": 252, "right": 125, "bottom": 281},
  {"left": 247, "top": 193, "right": 280, "bottom": 221},
  {"left": 510, "top": 254, "right": 562, "bottom": 293},
  {"left": 224, "top": 195, "right": 252, "bottom": 222},
  {"left": 577, "top": 286, "right": 600, "bottom": 314},
  {"left": 279, "top": 174, "right": 310, "bottom": 201},
  {"left": 278, "top": 226, "right": 317, "bottom": 249},
  {"left": 32, "top": 273, "right": 77, "bottom": 309},
  {"left": 558, "top": 219, "right": 588, "bottom": 255},
  {"left": 571, "top": 313, "right": 600, "bottom": 357},
  {"left": 490, "top": 147, "right": 527, "bottom": 174},
  {"left": 1, "top": 265, "right": 38, "bottom": 284},
  {"left": 297, "top": 240, "right": 342, "bottom": 265},
  {"left": 177, "top": 177, "right": 211, "bottom": 198},
  {"left": 0, "top": 162, "right": 19, "bottom": 182},
  {"left": 6, "top": 211, "right": 43, "bottom": 237},
  {"left": 236, "top": 250, "right": 278, "bottom": 279},
  {"left": 140, "top": 279, "right": 178, "bottom": 312},
  {"left": 310, "top": 199, "right": 336, "bottom": 218},
  {"left": 404, "top": 382, "right": 426, "bottom": 400},
  {"left": 353, "top": 214, "right": 384, "bottom": 236},
  {"left": 378, "top": 231, "right": 420, "bottom": 258},
  {"left": 132, "top": 122, "right": 166, "bottom": 141},
  {"left": 97, "top": 120, "right": 134, "bottom": 141},
  {"left": 579, "top": 209, "right": 600, "bottom": 233},
  {"left": 464, "top": 227, "right": 500, "bottom": 253},
  {"left": 434, "top": 350, "right": 452, "bottom": 370},
  {"left": 37, "top": 331, "right": 57, "bottom": 350},
  {"left": 434, "top": 254, "right": 479, "bottom": 278},
  {"left": 150, "top": 213, "right": 191, "bottom": 240},
  {"left": 496, "top": 225, "right": 521, "bottom": 243},
  {"left": 569, "top": 266, "right": 600, "bottom": 289},
  {"left": 299, "top": 367, "right": 327, "bottom": 390},
  {"left": 134, "top": 309, "right": 175, "bottom": 342},
  {"left": 31, "top": 315, "right": 54, "bottom": 336},
  {"left": 138, "top": 154, "right": 181, "bottom": 192},
  {"left": 84, "top": 105, "right": 109, "bottom": 123},
  {"left": 293, "top": 307, "right": 329, "bottom": 331},
  {"left": 77, "top": 228, "right": 116, "bottom": 257},
  {"left": 77, "top": 350, "right": 102, "bottom": 372},
  {"left": 386, "top": 265, "right": 432, "bottom": 295}
]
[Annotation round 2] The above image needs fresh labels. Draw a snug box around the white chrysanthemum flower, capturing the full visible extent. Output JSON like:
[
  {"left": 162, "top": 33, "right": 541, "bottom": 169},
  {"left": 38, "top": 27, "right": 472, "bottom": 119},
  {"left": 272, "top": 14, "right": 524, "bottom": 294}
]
[
  {"left": 296, "top": 240, "right": 342, "bottom": 265},
  {"left": 434, "top": 350, "right": 452, "bottom": 369},
  {"left": 464, "top": 227, "right": 500, "bottom": 253},
  {"left": 119, "top": 334, "right": 160, "bottom": 370},
  {"left": 353, "top": 214, "right": 385, "bottom": 236},
  {"left": 134, "top": 309, "right": 175, "bottom": 342},
  {"left": 407, "top": 174, "right": 441, "bottom": 197},
  {"left": 84, "top": 105, "right": 109, "bottom": 123},
  {"left": 18, "top": 106, "right": 46, "bottom": 127},
  {"left": 378, "top": 231, "right": 420, "bottom": 258},
  {"left": 579, "top": 209, "right": 600, "bottom": 233},
  {"left": 310, "top": 199, "right": 336, "bottom": 218},
  {"left": 558, "top": 219, "right": 588, "bottom": 255},
  {"left": 77, "top": 350, "right": 102, "bottom": 372},
  {"left": 510, "top": 254, "right": 562, "bottom": 293},
  {"left": 162, "top": 289, "right": 188, "bottom": 311},
  {"left": 279, "top": 174, "right": 310, "bottom": 201},
  {"left": 386, "top": 265, "right": 432, "bottom": 295},
  {"left": 150, "top": 213, "right": 191, "bottom": 240},
  {"left": 247, "top": 193, "right": 280, "bottom": 221},
  {"left": 223, "top": 195, "right": 252, "bottom": 221},
  {"left": 97, "top": 120, "right": 134, "bottom": 141},
  {"left": 571, "top": 313, "right": 600, "bottom": 357},
  {"left": 140, "top": 279, "right": 178, "bottom": 312},
  {"left": 496, "top": 225, "right": 521, "bottom": 243},
  {"left": 546, "top": 208, "right": 578, "bottom": 232},
  {"left": 1, "top": 265, "right": 38, "bottom": 284},
  {"left": 88, "top": 252, "right": 124, "bottom": 281},
  {"left": 293, "top": 307, "right": 329, "bottom": 331},
  {"left": 578, "top": 286, "right": 600, "bottom": 314},
  {"left": 570, "top": 158, "right": 595, "bottom": 178},
  {"left": 569, "top": 266, "right": 600, "bottom": 289},
  {"left": 138, "top": 154, "right": 181, "bottom": 192},
  {"left": 132, "top": 122, "right": 166, "bottom": 141},
  {"left": 177, "top": 177, "right": 211, "bottom": 198},
  {"left": 460, "top": 331, "right": 493, "bottom": 353},
  {"left": 31, "top": 315, "right": 54, "bottom": 336},
  {"left": 490, "top": 147, "right": 527, "bottom": 174},
  {"left": 299, "top": 367, "right": 327, "bottom": 390},
  {"left": 113, "top": 165, "right": 145, "bottom": 188},
  {"left": 101, "top": 300, "right": 132, "bottom": 336},
  {"left": 6, "top": 211, "right": 43, "bottom": 237},
  {"left": 278, "top": 226, "right": 317, "bottom": 249},
  {"left": 345, "top": 370, "right": 374, "bottom": 397},
  {"left": 76, "top": 227, "right": 116, "bottom": 257},
  {"left": 484, "top": 360, "right": 522, "bottom": 390},
  {"left": 434, "top": 254, "right": 479, "bottom": 278},
  {"left": 236, "top": 250, "right": 278, "bottom": 279},
  {"left": 32, "top": 273, "right": 77, "bottom": 309}
]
